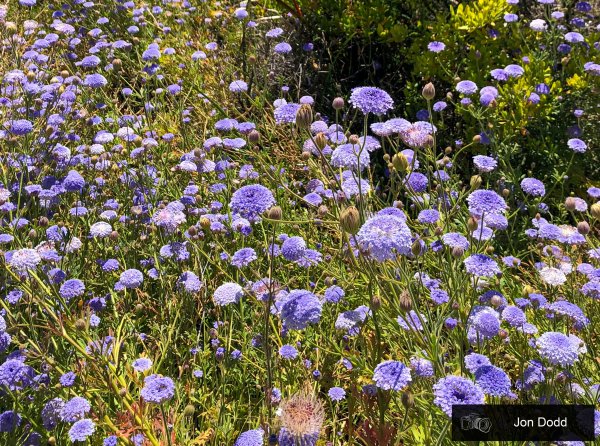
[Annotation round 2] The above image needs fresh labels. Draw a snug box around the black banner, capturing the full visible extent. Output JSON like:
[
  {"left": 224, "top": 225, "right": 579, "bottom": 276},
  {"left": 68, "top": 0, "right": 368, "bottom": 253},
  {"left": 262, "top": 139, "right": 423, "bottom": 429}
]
[{"left": 451, "top": 404, "right": 595, "bottom": 441}]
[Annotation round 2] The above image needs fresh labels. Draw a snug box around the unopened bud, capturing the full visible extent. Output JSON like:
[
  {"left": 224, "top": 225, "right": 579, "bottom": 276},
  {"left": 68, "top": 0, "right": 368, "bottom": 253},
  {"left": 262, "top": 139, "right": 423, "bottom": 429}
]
[
  {"left": 470, "top": 175, "right": 482, "bottom": 189},
  {"left": 183, "top": 404, "right": 196, "bottom": 417},
  {"left": 295, "top": 104, "right": 313, "bottom": 129},
  {"left": 314, "top": 132, "right": 327, "bottom": 150},
  {"left": 472, "top": 134, "right": 481, "bottom": 143},
  {"left": 502, "top": 188, "right": 510, "bottom": 198},
  {"left": 490, "top": 295, "right": 503, "bottom": 307},
  {"left": 332, "top": 97, "right": 345, "bottom": 110},
  {"left": 317, "top": 205, "right": 328, "bottom": 217},
  {"left": 451, "top": 246, "right": 464, "bottom": 258},
  {"left": 349, "top": 134, "right": 360, "bottom": 145},
  {"left": 565, "top": 197, "right": 577, "bottom": 212},
  {"left": 523, "top": 285, "right": 535, "bottom": 296},
  {"left": 591, "top": 202, "right": 600, "bottom": 219},
  {"left": 399, "top": 290, "right": 412, "bottom": 312},
  {"left": 411, "top": 239, "right": 424, "bottom": 256},
  {"left": 199, "top": 217, "right": 211, "bottom": 229},
  {"left": 577, "top": 221, "right": 590, "bottom": 235},
  {"left": 267, "top": 206, "right": 282, "bottom": 221},
  {"left": 370, "top": 295, "right": 381, "bottom": 311},
  {"left": 392, "top": 153, "right": 410, "bottom": 173},
  {"left": 75, "top": 319, "right": 87, "bottom": 331},
  {"left": 422, "top": 82, "right": 435, "bottom": 101},
  {"left": 248, "top": 129, "right": 260, "bottom": 143},
  {"left": 340, "top": 206, "right": 360, "bottom": 235},
  {"left": 402, "top": 390, "right": 415, "bottom": 408},
  {"left": 467, "top": 216, "right": 479, "bottom": 232}
]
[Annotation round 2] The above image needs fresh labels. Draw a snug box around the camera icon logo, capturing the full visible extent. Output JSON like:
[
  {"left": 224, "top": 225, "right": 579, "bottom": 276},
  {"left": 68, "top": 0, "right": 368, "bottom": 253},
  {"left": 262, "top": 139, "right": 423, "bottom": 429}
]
[{"left": 460, "top": 413, "right": 492, "bottom": 433}]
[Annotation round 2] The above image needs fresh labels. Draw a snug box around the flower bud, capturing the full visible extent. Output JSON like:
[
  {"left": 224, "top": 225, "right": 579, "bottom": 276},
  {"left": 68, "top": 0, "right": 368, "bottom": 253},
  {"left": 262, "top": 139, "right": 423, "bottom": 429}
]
[
  {"left": 411, "top": 239, "right": 424, "bottom": 256},
  {"left": 340, "top": 206, "right": 360, "bottom": 234},
  {"left": 267, "top": 206, "right": 282, "bottom": 221},
  {"left": 467, "top": 216, "right": 479, "bottom": 232},
  {"left": 183, "top": 404, "right": 196, "bottom": 417},
  {"left": 4, "top": 22, "right": 17, "bottom": 34},
  {"left": 591, "top": 202, "right": 600, "bottom": 219},
  {"left": 451, "top": 246, "right": 464, "bottom": 258},
  {"left": 370, "top": 295, "right": 381, "bottom": 311},
  {"left": 392, "top": 153, "right": 409, "bottom": 173},
  {"left": 332, "top": 97, "right": 345, "bottom": 110},
  {"left": 112, "top": 58, "right": 122, "bottom": 71},
  {"left": 314, "top": 132, "right": 327, "bottom": 150},
  {"left": 502, "top": 188, "right": 510, "bottom": 198},
  {"left": 402, "top": 390, "right": 415, "bottom": 409},
  {"left": 422, "top": 82, "right": 435, "bottom": 101},
  {"left": 472, "top": 134, "right": 481, "bottom": 143},
  {"left": 565, "top": 197, "right": 577, "bottom": 212},
  {"left": 470, "top": 175, "right": 482, "bottom": 189},
  {"left": 349, "top": 134, "right": 360, "bottom": 145},
  {"left": 577, "top": 221, "right": 590, "bottom": 235},
  {"left": 317, "top": 205, "right": 328, "bottom": 217},
  {"left": 75, "top": 319, "right": 87, "bottom": 331},
  {"left": 295, "top": 104, "right": 313, "bottom": 129},
  {"left": 490, "top": 295, "right": 503, "bottom": 307},
  {"left": 399, "top": 290, "right": 412, "bottom": 312},
  {"left": 199, "top": 217, "right": 211, "bottom": 229},
  {"left": 248, "top": 129, "right": 260, "bottom": 143}
]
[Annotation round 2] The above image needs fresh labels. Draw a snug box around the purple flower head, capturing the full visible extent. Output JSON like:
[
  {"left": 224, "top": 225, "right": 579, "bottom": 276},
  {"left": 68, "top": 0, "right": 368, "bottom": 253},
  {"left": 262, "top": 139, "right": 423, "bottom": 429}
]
[
  {"left": 372, "top": 360, "right": 411, "bottom": 391},
  {"left": 280, "top": 289, "right": 322, "bottom": 330},
  {"left": 230, "top": 184, "right": 275, "bottom": 220},
  {"left": 63, "top": 170, "right": 85, "bottom": 192},
  {"left": 475, "top": 365, "right": 515, "bottom": 398},
  {"left": 456, "top": 80, "right": 478, "bottom": 95},
  {"left": 132, "top": 358, "right": 153, "bottom": 373},
  {"left": 502, "top": 305, "right": 526, "bottom": 326},
  {"left": 349, "top": 87, "right": 394, "bottom": 115},
  {"left": 69, "top": 419, "right": 95, "bottom": 442},
  {"left": 567, "top": 138, "right": 587, "bottom": 153},
  {"left": 521, "top": 178, "right": 545, "bottom": 196},
  {"left": 281, "top": 236, "right": 307, "bottom": 261},
  {"left": 279, "top": 344, "right": 298, "bottom": 360},
  {"left": 464, "top": 353, "right": 491, "bottom": 374},
  {"left": 410, "top": 357, "right": 434, "bottom": 377},
  {"left": 467, "top": 190, "right": 507, "bottom": 216},
  {"left": 328, "top": 387, "right": 346, "bottom": 401},
  {"left": 428, "top": 41, "right": 445, "bottom": 52},
  {"left": 118, "top": 269, "right": 143, "bottom": 289},
  {"left": 356, "top": 214, "right": 412, "bottom": 261},
  {"left": 7, "top": 248, "right": 41, "bottom": 271},
  {"left": 473, "top": 155, "right": 497, "bottom": 173},
  {"left": 463, "top": 254, "right": 500, "bottom": 277},
  {"left": 536, "top": 332, "right": 585, "bottom": 366},
  {"left": 331, "top": 143, "right": 370, "bottom": 171},
  {"left": 433, "top": 376, "right": 484, "bottom": 417},
  {"left": 234, "top": 428, "right": 264, "bottom": 446},
  {"left": 231, "top": 248, "right": 257, "bottom": 268},
  {"left": 59, "top": 279, "right": 85, "bottom": 301},
  {"left": 60, "top": 397, "right": 90, "bottom": 422},
  {"left": 213, "top": 283, "right": 243, "bottom": 306},
  {"left": 6, "top": 119, "right": 33, "bottom": 136},
  {"left": 140, "top": 376, "right": 175, "bottom": 404}
]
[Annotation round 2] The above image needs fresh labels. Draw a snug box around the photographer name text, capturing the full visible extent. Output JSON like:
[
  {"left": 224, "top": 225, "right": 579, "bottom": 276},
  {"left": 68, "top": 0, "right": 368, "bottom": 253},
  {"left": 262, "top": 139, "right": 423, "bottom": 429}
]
[{"left": 513, "top": 417, "right": 567, "bottom": 428}]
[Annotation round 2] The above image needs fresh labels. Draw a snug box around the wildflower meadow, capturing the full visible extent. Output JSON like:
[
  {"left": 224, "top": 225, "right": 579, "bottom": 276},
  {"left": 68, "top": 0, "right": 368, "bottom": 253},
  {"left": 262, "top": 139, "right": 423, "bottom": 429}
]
[{"left": 0, "top": 0, "right": 599, "bottom": 445}]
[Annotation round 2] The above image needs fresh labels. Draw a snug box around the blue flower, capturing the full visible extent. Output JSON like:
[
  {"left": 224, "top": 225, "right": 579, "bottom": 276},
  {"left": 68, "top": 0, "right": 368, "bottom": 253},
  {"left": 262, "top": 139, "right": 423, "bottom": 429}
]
[
  {"left": 433, "top": 376, "right": 484, "bottom": 416},
  {"left": 356, "top": 214, "right": 412, "bottom": 262},
  {"left": 280, "top": 290, "right": 322, "bottom": 330},
  {"left": 349, "top": 87, "right": 394, "bottom": 115},
  {"left": 373, "top": 360, "right": 411, "bottom": 391}
]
